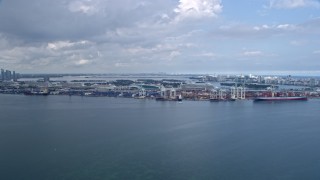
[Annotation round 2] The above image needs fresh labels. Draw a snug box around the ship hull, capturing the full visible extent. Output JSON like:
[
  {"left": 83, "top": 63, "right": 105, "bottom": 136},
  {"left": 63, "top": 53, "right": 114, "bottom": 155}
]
[{"left": 254, "top": 96, "right": 307, "bottom": 102}]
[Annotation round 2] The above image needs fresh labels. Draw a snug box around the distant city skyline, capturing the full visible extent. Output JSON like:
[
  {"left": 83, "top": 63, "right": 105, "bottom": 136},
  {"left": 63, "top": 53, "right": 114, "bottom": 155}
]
[
  {"left": 0, "top": 0, "right": 320, "bottom": 75},
  {"left": 0, "top": 68, "right": 18, "bottom": 81}
]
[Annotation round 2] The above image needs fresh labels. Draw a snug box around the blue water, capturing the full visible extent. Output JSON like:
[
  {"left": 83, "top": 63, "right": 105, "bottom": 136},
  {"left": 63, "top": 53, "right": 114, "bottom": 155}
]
[{"left": 0, "top": 94, "right": 320, "bottom": 180}]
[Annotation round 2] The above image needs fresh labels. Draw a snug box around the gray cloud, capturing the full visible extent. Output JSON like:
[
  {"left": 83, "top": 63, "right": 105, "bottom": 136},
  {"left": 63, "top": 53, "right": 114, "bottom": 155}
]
[
  {"left": 0, "top": 0, "right": 175, "bottom": 42},
  {"left": 0, "top": 0, "right": 319, "bottom": 74}
]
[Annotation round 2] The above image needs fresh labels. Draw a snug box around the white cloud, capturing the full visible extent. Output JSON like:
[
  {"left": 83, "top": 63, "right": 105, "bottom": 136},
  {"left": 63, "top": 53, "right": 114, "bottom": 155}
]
[
  {"left": 199, "top": 52, "right": 217, "bottom": 57},
  {"left": 253, "top": 24, "right": 270, "bottom": 31},
  {"left": 276, "top": 24, "right": 296, "bottom": 30},
  {"left": 125, "top": 43, "right": 192, "bottom": 56},
  {"left": 47, "top": 41, "right": 74, "bottom": 50},
  {"left": 174, "top": 0, "right": 222, "bottom": 21},
  {"left": 68, "top": 0, "right": 99, "bottom": 15},
  {"left": 75, "top": 59, "right": 91, "bottom": 66},
  {"left": 169, "top": 51, "right": 181, "bottom": 60},
  {"left": 242, "top": 51, "right": 263, "bottom": 57},
  {"left": 253, "top": 24, "right": 297, "bottom": 31},
  {"left": 47, "top": 40, "right": 90, "bottom": 50},
  {"left": 240, "top": 50, "right": 278, "bottom": 58},
  {"left": 269, "top": 0, "right": 320, "bottom": 9},
  {"left": 215, "top": 23, "right": 301, "bottom": 39}
]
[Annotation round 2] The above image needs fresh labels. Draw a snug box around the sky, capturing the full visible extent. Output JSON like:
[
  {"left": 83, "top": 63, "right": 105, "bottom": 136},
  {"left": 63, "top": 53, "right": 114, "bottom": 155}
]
[{"left": 0, "top": 0, "right": 320, "bottom": 75}]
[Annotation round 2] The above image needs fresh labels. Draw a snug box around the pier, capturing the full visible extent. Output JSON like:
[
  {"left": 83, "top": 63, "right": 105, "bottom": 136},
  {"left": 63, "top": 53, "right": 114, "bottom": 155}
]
[{"left": 0, "top": 74, "right": 319, "bottom": 101}]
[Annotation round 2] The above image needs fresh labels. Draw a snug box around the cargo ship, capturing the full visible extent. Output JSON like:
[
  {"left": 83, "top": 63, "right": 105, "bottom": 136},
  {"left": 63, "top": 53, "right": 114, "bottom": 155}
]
[
  {"left": 254, "top": 96, "right": 307, "bottom": 102},
  {"left": 254, "top": 85, "right": 307, "bottom": 102}
]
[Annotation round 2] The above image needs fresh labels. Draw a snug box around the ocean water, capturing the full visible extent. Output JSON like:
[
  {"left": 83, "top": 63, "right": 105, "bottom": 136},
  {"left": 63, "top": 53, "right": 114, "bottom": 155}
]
[{"left": 0, "top": 94, "right": 320, "bottom": 180}]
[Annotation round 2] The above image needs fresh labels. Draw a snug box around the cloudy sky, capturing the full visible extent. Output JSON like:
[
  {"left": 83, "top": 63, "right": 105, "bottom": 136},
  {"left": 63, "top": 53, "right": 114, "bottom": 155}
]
[{"left": 0, "top": 0, "right": 320, "bottom": 75}]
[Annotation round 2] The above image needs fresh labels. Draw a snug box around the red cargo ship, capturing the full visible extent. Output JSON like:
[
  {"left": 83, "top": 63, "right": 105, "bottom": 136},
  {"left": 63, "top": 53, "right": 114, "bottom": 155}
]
[{"left": 254, "top": 96, "right": 307, "bottom": 101}]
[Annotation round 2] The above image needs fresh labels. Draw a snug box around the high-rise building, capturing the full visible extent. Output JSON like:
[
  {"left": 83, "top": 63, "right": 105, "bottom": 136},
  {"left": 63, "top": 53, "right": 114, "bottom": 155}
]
[
  {"left": 5, "top": 70, "right": 11, "bottom": 81},
  {"left": 1, "top": 69, "right": 4, "bottom": 81},
  {"left": 13, "top": 71, "right": 16, "bottom": 82},
  {"left": 0, "top": 69, "right": 19, "bottom": 81}
]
